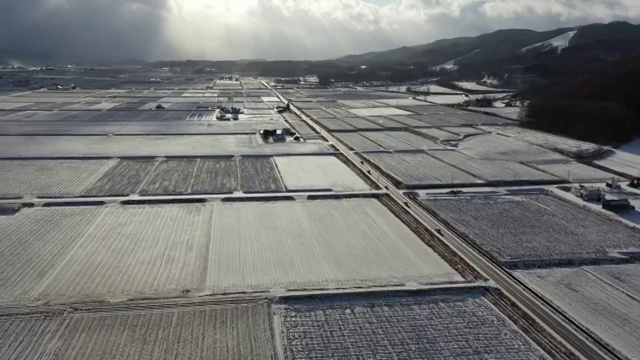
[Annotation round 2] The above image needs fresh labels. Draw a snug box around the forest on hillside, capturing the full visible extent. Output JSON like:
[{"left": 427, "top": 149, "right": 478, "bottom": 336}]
[{"left": 521, "top": 57, "right": 640, "bottom": 145}]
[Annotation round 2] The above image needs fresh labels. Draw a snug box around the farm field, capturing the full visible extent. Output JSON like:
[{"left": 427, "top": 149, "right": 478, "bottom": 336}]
[
  {"left": 273, "top": 156, "right": 370, "bottom": 192},
  {"left": 347, "top": 107, "right": 413, "bottom": 117},
  {"left": 0, "top": 301, "right": 275, "bottom": 360},
  {"left": 361, "top": 131, "right": 418, "bottom": 151},
  {"left": 431, "top": 151, "right": 559, "bottom": 183},
  {"left": 313, "top": 118, "right": 356, "bottom": 131},
  {"left": 239, "top": 157, "right": 284, "bottom": 193},
  {"left": 478, "top": 125, "right": 601, "bottom": 158},
  {"left": 418, "top": 128, "right": 460, "bottom": 141},
  {"left": 34, "top": 204, "right": 211, "bottom": 303},
  {"left": 275, "top": 290, "right": 551, "bottom": 360},
  {"left": 516, "top": 265, "right": 640, "bottom": 360},
  {"left": 0, "top": 159, "right": 116, "bottom": 198},
  {"left": 83, "top": 160, "right": 158, "bottom": 196},
  {"left": 190, "top": 158, "right": 238, "bottom": 194},
  {"left": 138, "top": 159, "right": 198, "bottom": 196},
  {"left": 0, "top": 135, "right": 332, "bottom": 157},
  {"left": 333, "top": 132, "right": 385, "bottom": 152},
  {"left": 397, "top": 153, "right": 481, "bottom": 184},
  {"left": 386, "top": 115, "right": 428, "bottom": 127},
  {"left": 412, "top": 85, "right": 463, "bottom": 94},
  {"left": 206, "top": 199, "right": 462, "bottom": 293},
  {"left": 340, "top": 117, "right": 384, "bottom": 130},
  {"left": 441, "top": 126, "right": 486, "bottom": 136},
  {"left": 422, "top": 194, "right": 640, "bottom": 264},
  {"left": 385, "top": 131, "right": 439, "bottom": 149},
  {"left": 459, "top": 134, "right": 568, "bottom": 163},
  {"left": 364, "top": 153, "right": 480, "bottom": 187},
  {"left": 532, "top": 162, "right": 618, "bottom": 182},
  {"left": 469, "top": 106, "right": 521, "bottom": 120},
  {"left": 453, "top": 81, "right": 512, "bottom": 92},
  {"left": 595, "top": 150, "right": 640, "bottom": 178}
]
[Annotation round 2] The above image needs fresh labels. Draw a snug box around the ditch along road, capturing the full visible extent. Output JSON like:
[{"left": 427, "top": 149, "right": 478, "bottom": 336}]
[{"left": 265, "top": 82, "right": 621, "bottom": 360}]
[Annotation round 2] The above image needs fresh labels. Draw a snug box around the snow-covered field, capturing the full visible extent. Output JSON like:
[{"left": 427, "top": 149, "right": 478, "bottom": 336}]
[
  {"left": 469, "top": 107, "right": 522, "bottom": 120},
  {"left": 365, "top": 153, "right": 480, "bottom": 187},
  {"left": 274, "top": 156, "right": 370, "bottom": 192},
  {"left": 0, "top": 301, "right": 276, "bottom": 360},
  {"left": 596, "top": 149, "right": 640, "bottom": 178},
  {"left": 347, "top": 107, "right": 414, "bottom": 117},
  {"left": 415, "top": 94, "right": 466, "bottom": 105},
  {"left": 532, "top": 162, "right": 618, "bottom": 182},
  {"left": 478, "top": 126, "right": 601, "bottom": 158},
  {"left": 411, "top": 85, "right": 463, "bottom": 94},
  {"left": 334, "top": 132, "right": 385, "bottom": 151},
  {"left": 0, "top": 159, "right": 116, "bottom": 198},
  {"left": 453, "top": 82, "right": 512, "bottom": 92},
  {"left": 431, "top": 151, "right": 559, "bottom": 183},
  {"left": 422, "top": 194, "right": 640, "bottom": 263},
  {"left": 0, "top": 199, "right": 462, "bottom": 305},
  {"left": 516, "top": 264, "right": 640, "bottom": 360},
  {"left": 520, "top": 31, "right": 577, "bottom": 54},
  {"left": 459, "top": 134, "right": 569, "bottom": 163},
  {"left": 275, "top": 290, "right": 552, "bottom": 360}
]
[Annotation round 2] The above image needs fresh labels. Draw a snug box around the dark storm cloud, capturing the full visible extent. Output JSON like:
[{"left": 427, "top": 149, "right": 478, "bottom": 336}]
[{"left": 0, "top": 0, "right": 638, "bottom": 63}]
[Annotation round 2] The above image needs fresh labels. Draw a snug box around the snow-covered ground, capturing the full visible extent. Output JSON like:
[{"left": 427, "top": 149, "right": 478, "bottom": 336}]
[
  {"left": 411, "top": 85, "right": 463, "bottom": 94},
  {"left": 619, "top": 138, "right": 640, "bottom": 155},
  {"left": 469, "top": 107, "right": 522, "bottom": 120},
  {"left": 431, "top": 50, "right": 482, "bottom": 71},
  {"left": 415, "top": 94, "right": 466, "bottom": 105},
  {"left": 521, "top": 31, "right": 577, "bottom": 54},
  {"left": 453, "top": 82, "right": 512, "bottom": 92}
]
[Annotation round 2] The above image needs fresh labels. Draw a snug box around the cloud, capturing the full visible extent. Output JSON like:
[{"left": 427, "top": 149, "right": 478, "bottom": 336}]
[{"left": 1, "top": 0, "right": 639, "bottom": 63}]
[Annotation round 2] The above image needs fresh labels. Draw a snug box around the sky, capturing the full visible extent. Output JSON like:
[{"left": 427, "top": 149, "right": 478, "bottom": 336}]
[{"left": 1, "top": 0, "right": 639, "bottom": 63}]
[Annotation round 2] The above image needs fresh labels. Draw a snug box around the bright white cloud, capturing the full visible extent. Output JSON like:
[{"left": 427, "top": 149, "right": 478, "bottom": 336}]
[{"left": 0, "top": 0, "right": 638, "bottom": 62}]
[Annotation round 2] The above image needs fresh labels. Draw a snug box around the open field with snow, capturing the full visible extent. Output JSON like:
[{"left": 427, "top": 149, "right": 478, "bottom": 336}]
[
  {"left": 360, "top": 131, "right": 418, "bottom": 151},
  {"left": 0, "top": 135, "right": 332, "bottom": 157},
  {"left": 0, "top": 301, "right": 275, "bottom": 360},
  {"left": 459, "top": 134, "right": 569, "bottom": 162},
  {"left": 364, "top": 153, "right": 481, "bottom": 188},
  {"left": 83, "top": 160, "right": 159, "bottom": 196},
  {"left": 453, "top": 81, "right": 513, "bottom": 92},
  {"left": 516, "top": 264, "right": 640, "bottom": 360},
  {"left": 0, "top": 199, "right": 461, "bottom": 305},
  {"left": 189, "top": 158, "right": 238, "bottom": 194},
  {"left": 431, "top": 151, "right": 559, "bottom": 183},
  {"left": 532, "top": 162, "right": 618, "bottom": 182},
  {"left": 239, "top": 157, "right": 284, "bottom": 193},
  {"left": 333, "top": 132, "right": 385, "bottom": 151},
  {"left": 138, "top": 159, "right": 198, "bottom": 196},
  {"left": 0, "top": 160, "right": 116, "bottom": 198},
  {"left": 313, "top": 118, "right": 356, "bottom": 131},
  {"left": 469, "top": 106, "right": 522, "bottom": 120},
  {"left": 411, "top": 85, "right": 463, "bottom": 94},
  {"left": 340, "top": 117, "right": 384, "bottom": 130},
  {"left": 595, "top": 150, "right": 640, "bottom": 178},
  {"left": 479, "top": 126, "right": 602, "bottom": 158},
  {"left": 347, "top": 107, "right": 413, "bottom": 117},
  {"left": 422, "top": 194, "right": 640, "bottom": 264},
  {"left": 275, "top": 290, "right": 552, "bottom": 360},
  {"left": 274, "top": 156, "right": 370, "bottom": 192}
]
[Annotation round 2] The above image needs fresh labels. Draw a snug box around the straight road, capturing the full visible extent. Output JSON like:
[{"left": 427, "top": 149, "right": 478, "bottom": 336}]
[{"left": 266, "top": 82, "right": 620, "bottom": 360}]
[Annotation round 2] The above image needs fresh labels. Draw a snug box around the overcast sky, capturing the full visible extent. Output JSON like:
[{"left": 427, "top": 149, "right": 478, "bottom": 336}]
[{"left": 1, "top": 0, "right": 639, "bottom": 63}]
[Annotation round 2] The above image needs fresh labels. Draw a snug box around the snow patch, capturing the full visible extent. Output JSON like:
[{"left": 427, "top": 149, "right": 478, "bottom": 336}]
[
  {"left": 431, "top": 49, "right": 481, "bottom": 71},
  {"left": 521, "top": 31, "right": 577, "bottom": 54}
]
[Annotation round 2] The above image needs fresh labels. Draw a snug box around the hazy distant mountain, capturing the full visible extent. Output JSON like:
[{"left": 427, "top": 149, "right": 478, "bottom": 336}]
[{"left": 335, "top": 21, "right": 640, "bottom": 69}]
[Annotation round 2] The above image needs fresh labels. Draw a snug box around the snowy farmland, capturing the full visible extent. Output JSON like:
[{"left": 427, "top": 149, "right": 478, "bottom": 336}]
[
  {"left": 239, "top": 157, "right": 285, "bottom": 193},
  {"left": 479, "top": 126, "right": 602, "bottom": 158},
  {"left": 275, "top": 290, "right": 552, "bottom": 360},
  {"left": 0, "top": 159, "right": 116, "bottom": 198},
  {"left": 516, "top": 264, "right": 640, "bottom": 360},
  {"left": 595, "top": 149, "right": 640, "bottom": 178},
  {"left": 0, "top": 301, "right": 276, "bottom": 360},
  {"left": 274, "top": 156, "right": 370, "bottom": 192},
  {"left": 430, "top": 151, "right": 560, "bottom": 183},
  {"left": 453, "top": 81, "right": 512, "bottom": 92},
  {"left": 0, "top": 199, "right": 461, "bottom": 304},
  {"left": 347, "top": 107, "right": 413, "bottom": 117},
  {"left": 364, "top": 153, "right": 481, "bottom": 188},
  {"left": 333, "top": 132, "right": 385, "bottom": 152},
  {"left": 532, "top": 162, "right": 618, "bottom": 182},
  {"left": 422, "top": 194, "right": 640, "bottom": 264},
  {"left": 0, "top": 135, "right": 332, "bottom": 157},
  {"left": 459, "top": 134, "right": 569, "bottom": 163}
]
